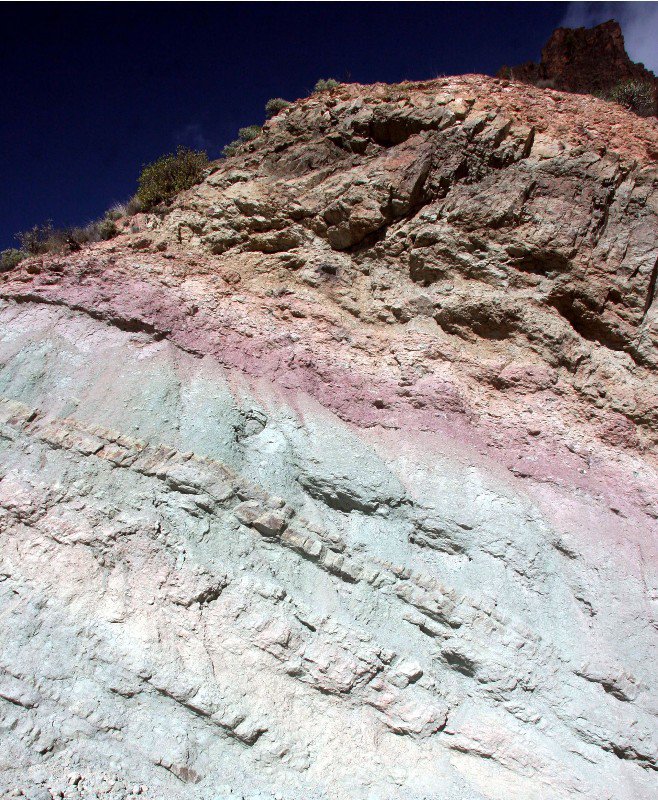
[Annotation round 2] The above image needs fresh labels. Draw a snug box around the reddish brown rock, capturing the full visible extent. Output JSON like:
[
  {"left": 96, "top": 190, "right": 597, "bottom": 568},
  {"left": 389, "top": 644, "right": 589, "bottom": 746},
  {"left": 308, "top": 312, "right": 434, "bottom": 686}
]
[{"left": 499, "top": 20, "right": 658, "bottom": 113}]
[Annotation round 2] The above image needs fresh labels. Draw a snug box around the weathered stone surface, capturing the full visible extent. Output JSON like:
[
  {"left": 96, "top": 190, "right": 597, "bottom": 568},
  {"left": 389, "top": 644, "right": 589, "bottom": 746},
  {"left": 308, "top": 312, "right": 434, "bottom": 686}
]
[{"left": 0, "top": 72, "right": 656, "bottom": 800}]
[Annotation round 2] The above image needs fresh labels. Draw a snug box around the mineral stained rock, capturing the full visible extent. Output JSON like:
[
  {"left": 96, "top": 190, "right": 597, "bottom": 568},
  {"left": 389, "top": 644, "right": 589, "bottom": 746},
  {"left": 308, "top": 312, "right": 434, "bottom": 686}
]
[{"left": 0, "top": 74, "right": 657, "bottom": 800}]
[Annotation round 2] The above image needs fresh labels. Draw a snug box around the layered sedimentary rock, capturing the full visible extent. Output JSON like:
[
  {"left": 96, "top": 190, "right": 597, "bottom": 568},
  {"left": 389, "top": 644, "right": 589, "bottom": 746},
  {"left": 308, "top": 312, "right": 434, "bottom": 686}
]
[
  {"left": 499, "top": 19, "right": 658, "bottom": 106},
  {"left": 0, "top": 75, "right": 657, "bottom": 800}
]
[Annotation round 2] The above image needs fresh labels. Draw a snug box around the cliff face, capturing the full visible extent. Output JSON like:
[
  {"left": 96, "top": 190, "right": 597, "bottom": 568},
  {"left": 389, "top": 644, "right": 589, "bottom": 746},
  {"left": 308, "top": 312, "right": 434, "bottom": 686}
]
[
  {"left": 0, "top": 76, "right": 657, "bottom": 800},
  {"left": 500, "top": 20, "right": 658, "bottom": 108}
]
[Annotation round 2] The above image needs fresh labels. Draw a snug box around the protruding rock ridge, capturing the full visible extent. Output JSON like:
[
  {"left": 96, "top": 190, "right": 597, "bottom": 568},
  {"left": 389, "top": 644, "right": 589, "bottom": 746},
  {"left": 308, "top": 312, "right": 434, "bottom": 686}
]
[
  {"left": 0, "top": 74, "right": 657, "bottom": 800},
  {"left": 499, "top": 20, "right": 658, "bottom": 110}
]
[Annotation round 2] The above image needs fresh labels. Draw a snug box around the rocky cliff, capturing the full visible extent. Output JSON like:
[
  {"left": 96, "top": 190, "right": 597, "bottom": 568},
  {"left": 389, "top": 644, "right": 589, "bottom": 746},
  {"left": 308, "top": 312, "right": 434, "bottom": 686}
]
[
  {"left": 0, "top": 75, "right": 657, "bottom": 800},
  {"left": 499, "top": 20, "right": 658, "bottom": 111}
]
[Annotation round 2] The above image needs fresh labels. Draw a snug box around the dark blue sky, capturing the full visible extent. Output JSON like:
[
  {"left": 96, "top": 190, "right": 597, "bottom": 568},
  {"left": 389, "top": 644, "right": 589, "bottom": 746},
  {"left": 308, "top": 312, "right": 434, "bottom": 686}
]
[{"left": 1, "top": 2, "right": 570, "bottom": 250}]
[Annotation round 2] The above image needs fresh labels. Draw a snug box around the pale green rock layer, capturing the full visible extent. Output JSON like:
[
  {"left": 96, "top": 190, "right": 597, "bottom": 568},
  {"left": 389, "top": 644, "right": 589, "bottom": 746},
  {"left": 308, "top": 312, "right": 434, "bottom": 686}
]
[{"left": 0, "top": 301, "right": 655, "bottom": 800}]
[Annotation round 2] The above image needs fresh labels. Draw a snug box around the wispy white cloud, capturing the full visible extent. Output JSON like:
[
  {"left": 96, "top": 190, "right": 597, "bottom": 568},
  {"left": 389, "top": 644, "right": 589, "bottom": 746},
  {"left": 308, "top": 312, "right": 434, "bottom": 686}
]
[
  {"left": 174, "top": 123, "right": 212, "bottom": 151},
  {"left": 561, "top": 2, "right": 658, "bottom": 72}
]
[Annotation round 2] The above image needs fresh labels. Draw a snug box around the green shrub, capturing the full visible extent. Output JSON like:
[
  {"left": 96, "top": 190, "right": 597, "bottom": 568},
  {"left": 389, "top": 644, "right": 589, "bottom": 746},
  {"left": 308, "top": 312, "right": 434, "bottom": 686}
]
[
  {"left": 0, "top": 248, "right": 26, "bottom": 272},
  {"left": 105, "top": 204, "right": 125, "bottom": 221},
  {"left": 67, "top": 219, "right": 112, "bottom": 245},
  {"left": 265, "top": 97, "right": 291, "bottom": 118},
  {"left": 222, "top": 125, "right": 263, "bottom": 158},
  {"left": 101, "top": 199, "right": 143, "bottom": 222},
  {"left": 12, "top": 206, "right": 122, "bottom": 261},
  {"left": 314, "top": 78, "right": 340, "bottom": 92},
  {"left": 16, "top": 221, "right": 51, "bottom": 254},
  {"left": 222, "top": 140, "right": 241, "bottom": 158},
  {"left": 98, "top": 219, "right": 119, "bottom": 240},
  {"left": 15, "top": 215, "right": 119, "bottom": 257},
  {"left": 606, "top": 80, "right": 655, "bottom": 117},
  {"left": 136, "top": 146, "right": 209, "bottom": 210},
  {"left": 69, "top": 225, "right": 96, "bottom": 245},
  {"left": 238, "top": 125, "right": 262, "bottom": 142},
  {"left": 16, "top": 221, "right": 68, "bottom": 255}
]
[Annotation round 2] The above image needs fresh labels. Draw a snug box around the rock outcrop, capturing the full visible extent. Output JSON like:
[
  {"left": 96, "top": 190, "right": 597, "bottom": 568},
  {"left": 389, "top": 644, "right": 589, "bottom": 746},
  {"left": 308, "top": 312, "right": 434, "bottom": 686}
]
[
  {"left": 499, "top": 20, "right": 658, "bottom": 112},
  {"left": 0, "top": 75, "right": 657, "bottom": 800}
]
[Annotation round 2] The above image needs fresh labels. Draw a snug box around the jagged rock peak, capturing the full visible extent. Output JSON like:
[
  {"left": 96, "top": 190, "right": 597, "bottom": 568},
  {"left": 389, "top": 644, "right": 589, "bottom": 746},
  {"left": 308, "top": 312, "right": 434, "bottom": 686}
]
[{"left": 499, "top": 19, "right": 658, "bottom": 109}]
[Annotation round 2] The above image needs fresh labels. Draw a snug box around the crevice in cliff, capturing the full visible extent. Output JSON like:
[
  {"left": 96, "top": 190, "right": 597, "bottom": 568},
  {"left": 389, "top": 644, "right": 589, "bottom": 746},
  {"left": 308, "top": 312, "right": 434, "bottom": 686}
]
[
  {"left": 609, "top": 743, "right": 657, "bottom": 772},
  {"left": 507, "top": 247, "right": 571, "bottom": 275},
  {"left": 548, "top": 293, "right": 639, "bottom": 363},
  {"left": 642, "top": 256, "right": 658, "bottom": 319},
  {"left": 3, "top": 293, "right": 204, "bottom": 358},
  {"left": 8, "top": 292, "right": 170, "bottom": 340},
  {"left": 143, "top": 679, "right": 266, "bottom": 747}
]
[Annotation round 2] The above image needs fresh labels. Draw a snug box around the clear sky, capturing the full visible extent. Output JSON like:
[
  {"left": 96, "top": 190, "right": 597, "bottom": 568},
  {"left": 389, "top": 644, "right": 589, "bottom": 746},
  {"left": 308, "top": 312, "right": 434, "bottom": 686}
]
[{"left": 0, "top": 2, "right": 616, "bottom": 250}]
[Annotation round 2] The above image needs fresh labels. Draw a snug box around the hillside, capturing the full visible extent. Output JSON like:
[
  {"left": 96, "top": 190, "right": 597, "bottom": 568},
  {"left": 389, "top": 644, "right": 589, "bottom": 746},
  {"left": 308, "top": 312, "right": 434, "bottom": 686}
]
[{"left": 0, "top": 74, "right": 657, "bottom": 800}]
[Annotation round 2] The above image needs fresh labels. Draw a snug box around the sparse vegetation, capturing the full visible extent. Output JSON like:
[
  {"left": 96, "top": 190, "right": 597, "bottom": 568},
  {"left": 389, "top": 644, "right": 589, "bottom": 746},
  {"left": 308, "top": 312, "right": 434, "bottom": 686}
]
[
  {"left": 0, "top": 249, "right": 26, "bottom": 272},
  {"left": 98, "top": 219, "right": 119, "bottom": 240},
  {"left": 16, "top": 221, "right": 65, "bottom": 255},
  {"left": 238, "top": 125, "right": 262, "bottom": 142},
  {"left": 105, "top": 203, "right": 126, "bottom": 221},
  {"left": 605, "top": 79, "right": 655, "bottom": 117},
  {"left": 222, "top": 140, "right": 240, "bottom": 158},
  {"left": 136, "top": 145, "right": 209, "bottom": 209},
  {"left": 125, "top": 196, "right": 143, "bottom": 216},
  {"left": 68, "top": 224, "right": 98, "bottom": 245},
  {"left": 222, "top": 124, "right": 264, "bottom": 157},
  {"left": 265, "top": 97, "right": 291, "bottom": 118},
  {"left": 4, "top": 147, "right": 189, "bottom": 266},
  {"left": 8, "top": 209, "right": 122, "bottom": 263},
  {"left": 7, "top": 80, "right": 337, "bottom": 259},
  {"left": 314, "top": 78, "right": 340, "bottom": 92}
]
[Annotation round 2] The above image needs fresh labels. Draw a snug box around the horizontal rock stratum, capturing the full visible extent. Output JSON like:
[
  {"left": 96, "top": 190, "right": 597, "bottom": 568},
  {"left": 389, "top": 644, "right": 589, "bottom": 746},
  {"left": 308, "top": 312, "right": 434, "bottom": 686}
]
[{"left": 1, "top": 75, "right": 657, "bottom": 800}]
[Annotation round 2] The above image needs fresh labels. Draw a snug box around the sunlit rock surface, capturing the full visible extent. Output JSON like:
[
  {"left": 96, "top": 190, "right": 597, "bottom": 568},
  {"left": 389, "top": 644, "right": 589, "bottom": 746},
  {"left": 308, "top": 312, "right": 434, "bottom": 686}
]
[{"left": 1, "top": 75, "right": 657, "bottom": 800}]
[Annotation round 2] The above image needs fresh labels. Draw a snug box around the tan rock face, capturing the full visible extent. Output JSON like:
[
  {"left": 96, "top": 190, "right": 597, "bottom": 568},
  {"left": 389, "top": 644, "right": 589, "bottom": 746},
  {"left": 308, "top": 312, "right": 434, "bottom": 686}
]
[{"left": 0, "top": 76, "right": 656, "bottom": 800}]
